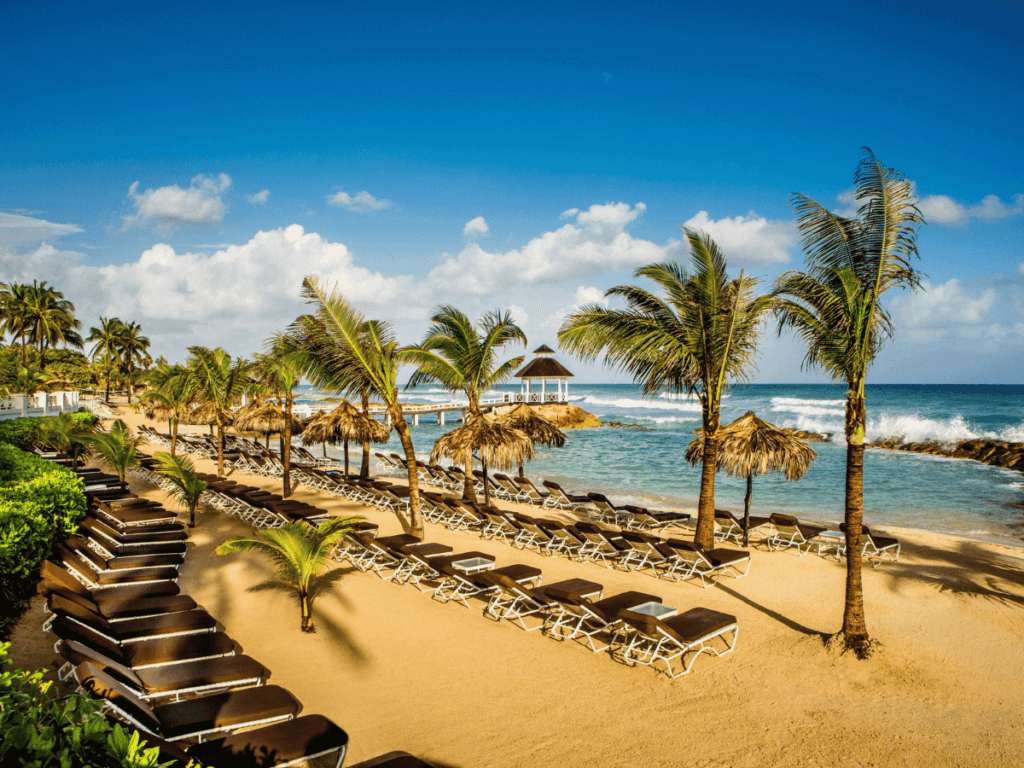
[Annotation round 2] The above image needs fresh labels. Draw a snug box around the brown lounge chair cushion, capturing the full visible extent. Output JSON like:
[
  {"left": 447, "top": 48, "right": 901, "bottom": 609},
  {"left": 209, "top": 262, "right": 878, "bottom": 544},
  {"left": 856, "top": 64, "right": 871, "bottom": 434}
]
[
  {"left": 702, "top": 548, "right": 750, "bottom": 568},
  {"left": 662, "top": 608, "right": 738, "bottom": 644},
  {"left": 53, "top": 618, "right": 235, "bottom": 668},
  {"left": 135, "top": 655, "right": 267, "bottom": 695},
  {"left": 46, "top": 582, "right": 197, "bottom": 620},
  {"left": 591, "top": 591, "right": 662, "bottom": 622},
  {"left": 347, "top": 752, "right": 436, "bottom": 768},
  {"left": 537, "top": 578, "right": 604, "bottom": 602},
  {"left": 155, "top": 684, "right": 301, "bottom": 739},
  {"left": 39, "top": 561, "right": 181, "bottom": 603},
  {"left": 186, "top": 714, "right": 349, "bottom": 768}
]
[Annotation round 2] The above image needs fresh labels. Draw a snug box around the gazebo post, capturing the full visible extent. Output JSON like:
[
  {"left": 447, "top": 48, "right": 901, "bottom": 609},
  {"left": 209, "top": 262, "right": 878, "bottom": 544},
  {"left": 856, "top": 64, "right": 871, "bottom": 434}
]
[{"left": 344, "top": 440, "right": 350, "bottom": 478}]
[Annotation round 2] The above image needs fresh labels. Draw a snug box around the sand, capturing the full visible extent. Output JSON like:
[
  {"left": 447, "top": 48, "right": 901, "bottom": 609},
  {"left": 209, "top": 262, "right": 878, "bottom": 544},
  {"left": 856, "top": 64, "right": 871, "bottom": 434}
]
[{"left": 10, "top": 406, "right": 1024, "bottom": 767}]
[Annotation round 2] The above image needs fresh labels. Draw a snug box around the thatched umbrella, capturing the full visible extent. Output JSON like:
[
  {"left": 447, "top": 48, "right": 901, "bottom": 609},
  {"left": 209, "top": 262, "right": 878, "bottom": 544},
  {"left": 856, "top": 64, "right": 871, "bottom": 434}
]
[
  {"left": 685, "top": 411, "right": 818, "bottom": 545},
  {"left": 302, "top": 401, "right": 391, "bottom": 478},
  {"left": 233, "top": 399, "right": 302, "bottom": 446},
  {"left": 178, "top": 401, "right": 222, "bottom": 436},
  {"left": 494, "top": 403, "right": 566, "bottom": 477},
  {"left": 430, "top": 417, "right": 534, "bottom": 506}
]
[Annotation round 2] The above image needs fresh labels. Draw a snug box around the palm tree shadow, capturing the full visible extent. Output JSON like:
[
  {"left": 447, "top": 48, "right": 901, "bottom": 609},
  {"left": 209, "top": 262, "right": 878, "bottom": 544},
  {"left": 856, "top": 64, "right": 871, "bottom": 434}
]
[
  {"left": 878, "top": 537, "right": 1024, "bottom": 608},
  {"left": 247, "top": 568, "right": 369, "bottom": 664},
  {"left": 715, "top": 583, "right": 828, "bottom": 640}
]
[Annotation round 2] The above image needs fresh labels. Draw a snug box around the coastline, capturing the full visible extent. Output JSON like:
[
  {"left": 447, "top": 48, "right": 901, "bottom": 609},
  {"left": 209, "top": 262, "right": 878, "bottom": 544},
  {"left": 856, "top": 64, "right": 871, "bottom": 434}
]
[{"left": 13, "top": 405, "right": 1024, "bottom": 767}]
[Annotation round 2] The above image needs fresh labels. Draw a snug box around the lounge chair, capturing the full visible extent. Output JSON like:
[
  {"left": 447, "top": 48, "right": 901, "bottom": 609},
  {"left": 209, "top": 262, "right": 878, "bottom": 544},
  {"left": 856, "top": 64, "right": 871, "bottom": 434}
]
[
  {"left": 840, "top": 523, "right": 900, "bottom": 567},
  {"left": 51, "top": 619, "right": 235, "bottom": 671},
  {"left": 41, "top": 560, "right": 180, "bottom": 604},
  {"left": 714, "top": 508, "right": 771, "bottom": 545},
  {"left": 653, "top": 539, "right": 751, "bottom": 587},
  {"left": 541, "top": 480, "right": 593, "bottom": 510},
  {"left": 65, "top": 642, "right": 266, "bottom": 701},
  {"left": 346, "top": 751, "right": 437, "bottom": 768},
  {"left": 44, "top": 593, "right": 217, "bottom": 644},
  {"left": 80, "top": 517, "right": 187, "bottom": 552},
  {"left": 546, "top": 590, "right": 662, "bottom": 652},
  {"left": 615, "top": 531, "right": 667, "bottom": 573},
  {"left": 586, "top": 492, "right": 630, "bottom": 524},
  {"left": 41, "top": 576, "right": 197, "bottom": 622},
  {"left": 484, "top": 575, "right": 600, "bottom": 632},
  {"left": 494, "top": 473, "right": 533, "bottom": 503},
  {"left": 764, "top": 513, "right": 826, "bottom": 554},
  {"left": 617, "top": 607, "right": 738, "bottom": 677},
  {"left": 620, "top": 505, "right": 691, "bottom": 532},
  {"left": 77, "top": 662, "right": 300, "bottom": 742},
  {"left": 56, "top": 543, "right": 180, "bottom": 588},
  {"left": 513, "top": 477, "right": 550, "bottom": 505},
  {"left": 185, "top": 715, "right": 349, "bottom": 768}
]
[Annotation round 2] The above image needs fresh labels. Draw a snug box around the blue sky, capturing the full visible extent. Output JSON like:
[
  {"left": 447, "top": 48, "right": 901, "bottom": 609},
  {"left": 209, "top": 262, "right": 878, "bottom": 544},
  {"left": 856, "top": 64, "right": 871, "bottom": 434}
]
[{"left": 2, "top": 1, "right": 1022, "bottom": 383}]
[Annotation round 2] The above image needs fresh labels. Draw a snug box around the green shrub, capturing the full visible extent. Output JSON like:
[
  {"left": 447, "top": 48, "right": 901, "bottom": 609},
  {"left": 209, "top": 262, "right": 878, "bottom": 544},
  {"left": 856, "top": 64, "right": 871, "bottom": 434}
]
[
  {"left": 0, "top": 643, "right": 176, "bottom": 767},
  {"left": 0, "top": 445, "right": 86, "bottom": 638},
  {"left": 0, "top": 413, "right": 96, "bottom": 451}
]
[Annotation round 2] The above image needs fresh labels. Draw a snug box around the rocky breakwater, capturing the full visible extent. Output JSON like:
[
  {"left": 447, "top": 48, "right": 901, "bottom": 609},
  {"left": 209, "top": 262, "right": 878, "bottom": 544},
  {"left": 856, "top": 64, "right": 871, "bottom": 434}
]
[
  {"left": 870, "top": 437, "right": 1024, "bottom": 474},
  {"left": 490, "top": 403, "right": 602, "bottom": 429}
]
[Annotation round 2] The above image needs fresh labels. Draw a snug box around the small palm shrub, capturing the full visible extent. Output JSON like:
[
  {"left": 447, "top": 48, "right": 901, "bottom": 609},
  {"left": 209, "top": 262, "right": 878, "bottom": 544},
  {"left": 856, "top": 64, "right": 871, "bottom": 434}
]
[
  {"left": 88, "top": 419, "right": 140, "bottom": 483},
  {"left": 153, "top": 451, "right": 208, "bottom": 528}
]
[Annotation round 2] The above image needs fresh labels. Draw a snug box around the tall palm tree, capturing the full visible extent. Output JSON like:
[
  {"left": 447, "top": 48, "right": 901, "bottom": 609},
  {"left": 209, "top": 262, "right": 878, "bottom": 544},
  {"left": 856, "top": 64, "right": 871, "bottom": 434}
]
[
  {"left": 284, "top": 276, "right": 426, "bottom": 537},
  {"left": 142, "top": 363, "right": 196, "bottom": 456},
  {"left": 774, "top": 148, "right": 924, "bottom": 656},
  {"left": 116, "top": 320, "right": 151, "bottom": 404},
  {"left": 187, "top": 346, "right": 253, "bottom": 476},
  {"left": 559, "top": 230, "right": 773, "bottom": 550},
  {"left": 216, "top": 517, "right": 359, "bottom": 632},
  {"left": 154, "top": 451, "right": 208, "bottom": 528},
  {"left": 23, "top": 281, "right": 82, "bottom": 370},
  {"left": 89, "top": 420, "right": 141, "bottom": 483},
  {"left": 251, "top": 340, "right": 303, "bottom": 497},
  {"left": 0, "top": 282, "right": 33, "bottom": 366},
  {"left": 404, "top": 305, "right": 527, "bottom": 500},
  {"left": 87, "top": 317, "right": 125, "bottom": 402}
]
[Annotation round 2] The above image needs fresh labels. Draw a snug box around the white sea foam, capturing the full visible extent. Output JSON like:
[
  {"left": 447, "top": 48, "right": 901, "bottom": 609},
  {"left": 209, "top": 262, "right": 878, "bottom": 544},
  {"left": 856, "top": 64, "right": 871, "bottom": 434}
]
[
  {"left": 771, "top": 396, "right": 847, "bottom": 407},
  {"left": 1000, "top": 422, "right": 1024, "bottom": 442},
  {"left": 771, "top": 403, "right": 846, "bottom": 418},
  {"left": 643, "top": 416, "right": 701, "bottom": 424},
  {"left": 583, "top": 395, "right": 703, "bottom": 412},
  {"left": 776, "top": 411, "right": 1018, "bottom": 446}
]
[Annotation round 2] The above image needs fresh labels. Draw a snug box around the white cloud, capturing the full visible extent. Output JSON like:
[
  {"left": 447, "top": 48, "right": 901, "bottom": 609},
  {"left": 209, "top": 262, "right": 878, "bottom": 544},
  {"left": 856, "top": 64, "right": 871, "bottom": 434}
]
[
  {"left": 507, "top": 304, "right": 529, "bottom": 329},
  {"left": 0, "top": 212, "right": 83, "bottom": 247},
  {"left": 560, "top": 208, "right": 579, "bottom": 219},
  {"left": 683, "top": 210, "right": 795, "bottom": 266},
  {"left": 124, "top": 174, "right": 232, "bottom": 230},
  {"left": 837, "top": 185, "right": 1023, "bottom": 227},
  {"left": 327, "top": 190, "right": 388, "bottom": 211},
  {"left": 247, "top": 189, "right": 269, "bottom": 205},
  {"left": 0, "top": 225, "right": 424, "bottom": 354},
  {"left": 463, "top": 216, "right": 488, "bottom": 239},
  {"left": 890, "top": 279, "right": 997, "bottom": 342},
  {"left": 1017, "top": 263, "right": 1024, "bottom": 277},
  {"left": 430, "top": 203, "right": 671, "bottom": 296}
]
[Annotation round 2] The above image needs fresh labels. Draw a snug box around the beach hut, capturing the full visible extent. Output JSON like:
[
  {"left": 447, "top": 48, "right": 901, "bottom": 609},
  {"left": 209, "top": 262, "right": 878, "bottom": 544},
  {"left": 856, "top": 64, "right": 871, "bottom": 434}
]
[
  {"left": 430, "top": 416, "right": 534, "bottom": 506},
  {"left": 685, "top": 411, "right": 818, "bottom": 546},
  {"left": 303, "top": 400, "right": 391, "bottom": 478},
  {"left": 513, "top": 345, "right": 574, "bottom": 403}
]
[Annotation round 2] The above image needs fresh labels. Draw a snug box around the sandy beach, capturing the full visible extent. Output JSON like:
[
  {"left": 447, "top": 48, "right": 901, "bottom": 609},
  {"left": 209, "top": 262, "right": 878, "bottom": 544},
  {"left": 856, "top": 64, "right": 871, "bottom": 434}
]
[{"left": 12, "top": 408, "right": 1024, "bottom": 767}]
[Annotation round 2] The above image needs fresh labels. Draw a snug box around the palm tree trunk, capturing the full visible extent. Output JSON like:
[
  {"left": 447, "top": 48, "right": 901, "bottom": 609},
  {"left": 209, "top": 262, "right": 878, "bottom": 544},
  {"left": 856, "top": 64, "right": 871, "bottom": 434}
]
[
  {"left": 282, "top": 393, "right": 293, "bottom": 498},
  {"left": 300, "top": 588, "right": 313, "bottom": 632},
  {"left": 344, "top": 440, "right": 350, "bottom": 478},
  {"left": 359, "top": 388, "right": 371, "bottom": 480},
  {"left": 105, "top": 364, "right": 111, "bottom": 402},
  {"left": 694, "top": 428, "right": 719, "bottom": 550},
  {"left": 463, "top": 451, "right": 477, "bottom": 502},
  {"left": 170, "top": 418, "right": 179, "bottom": 457},
  {"left": 743, "top": 473, "right": 753, "bottom": 547},
  {"left": 216, "top": 418, "right": 225, "bottom": 476},
  {"left": 841, "top": 382, "right": 869, "bottom": 654},
  {"left": 482, "top": 456, "right": 490, "bottom": 507},
  {"left": 390, "top": 402, "right": 423, "bottom": 539}
]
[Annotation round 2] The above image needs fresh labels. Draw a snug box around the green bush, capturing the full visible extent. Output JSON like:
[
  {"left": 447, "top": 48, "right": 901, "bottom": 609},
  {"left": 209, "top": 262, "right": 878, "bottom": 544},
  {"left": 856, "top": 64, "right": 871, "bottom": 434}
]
[
  {"left": 0, "top": 413, "right": 96, "bottom": 451},
  {"left": 0, "top": 643, "right": 176, "bottom": 768},
  {"left": 0, "top": 444, "right": 86, "bottom": 638}
]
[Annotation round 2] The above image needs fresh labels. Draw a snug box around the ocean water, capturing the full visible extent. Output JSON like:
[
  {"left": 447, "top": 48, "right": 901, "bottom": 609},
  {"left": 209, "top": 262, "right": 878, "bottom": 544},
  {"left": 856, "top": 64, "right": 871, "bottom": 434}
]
[{"left": 296, "top": 383, "right": 1024, "bottom": 544}]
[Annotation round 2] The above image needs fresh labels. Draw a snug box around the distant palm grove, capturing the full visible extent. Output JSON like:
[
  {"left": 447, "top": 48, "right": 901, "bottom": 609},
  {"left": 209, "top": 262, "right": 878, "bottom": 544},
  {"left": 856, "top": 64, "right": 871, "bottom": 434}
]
[{"left": 0, "top": 148, "right": 924, "bottom": 655}]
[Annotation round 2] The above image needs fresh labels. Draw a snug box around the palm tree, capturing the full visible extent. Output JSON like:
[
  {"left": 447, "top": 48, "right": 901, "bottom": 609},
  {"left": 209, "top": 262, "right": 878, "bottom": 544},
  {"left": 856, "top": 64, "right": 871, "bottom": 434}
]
[
  {"left": 216, "top": 517, "right": 359, "bottom": 632},
  {"left": 153, "top": 451, "right": 208, "bottom": 528},
  {"left": 0, "top": 282, "right": 32, "bottom": 366},
  {"left": 284, "top": 276, "right": 426, "bottom": 537},
  {"left": 23, "top": 281, "right": 82, "bottom": 371},
  {"left": 773, "top": 148, "right": 924, "bottom": 656},
  {"left": 142, "top": 363, "right": 196, "bottom": 456},
  {"left": 89, "top": 419, "right": 141, "bottom": 483},
  {"left": 559, "top": 230, "right": 773, "bottom": 550},
  {"left": 87, "top": 317, "right": 125, "bottom": 402},
  {"left": 187, "top": 346, "right": 253, "bottom": 476},
  {"left": 404, "top": 305, "right": 527, "bottom": 500},
  {"left": 37, "top": 412, "right": 94, "bottom": 468},
  {"left": 251, "top": 341, "right": 303, "bottom": 497},
  {"left": 116, "top": 321, "right": 151, "bottom": 404}
]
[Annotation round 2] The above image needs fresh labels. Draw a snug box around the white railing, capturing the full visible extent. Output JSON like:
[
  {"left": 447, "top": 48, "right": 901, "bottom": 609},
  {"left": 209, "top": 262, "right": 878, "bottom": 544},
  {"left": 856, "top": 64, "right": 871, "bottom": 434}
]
[
  {"left": 0, "top": 391, "right": 82, "bottom": 421},
  {"left": 502, "top": 392, "right": 565, "bottom": 404}
]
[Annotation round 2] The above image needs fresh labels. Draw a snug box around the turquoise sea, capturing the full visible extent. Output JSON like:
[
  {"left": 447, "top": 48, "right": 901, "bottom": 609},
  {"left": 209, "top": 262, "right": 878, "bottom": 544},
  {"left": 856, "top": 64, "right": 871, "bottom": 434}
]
[{"left": 297, "top": 383, "right": 1024, "bottom": 545}]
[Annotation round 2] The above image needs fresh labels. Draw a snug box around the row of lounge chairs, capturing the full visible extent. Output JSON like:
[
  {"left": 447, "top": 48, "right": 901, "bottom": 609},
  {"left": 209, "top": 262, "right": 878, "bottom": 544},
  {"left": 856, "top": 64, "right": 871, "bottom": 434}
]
[
  {"left": 38, "top": 464, "right": 355, "bottom": 767},
  {"left": 335, "top": 529, "right": 739, "bottom": 678},
  {"left": 376, "top": 453, "right": 691, "bottom": 532}
]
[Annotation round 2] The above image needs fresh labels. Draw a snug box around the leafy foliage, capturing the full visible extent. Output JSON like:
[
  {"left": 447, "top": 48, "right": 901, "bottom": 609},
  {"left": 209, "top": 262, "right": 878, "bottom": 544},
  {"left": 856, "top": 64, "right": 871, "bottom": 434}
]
[
  {"left": 0, "top": 413, "right": 97, "bottom": 452},
  {"left": 37, "top": 412, "right": 95, "bottom": 468},
  {"left": 217, "top": 517, "right": 360, "bottom": 632},
  {"left": 88, "top": 420, "right": 141, "bottom": 483},
  {"left": 0, "top": 642, "right": 175, "bottom": 767},
  {"left": 0, "top": 444, "right": 86, "bottom": 637},
  {"left": 153, "top": 451, "right": 208, "bottom": 527}
]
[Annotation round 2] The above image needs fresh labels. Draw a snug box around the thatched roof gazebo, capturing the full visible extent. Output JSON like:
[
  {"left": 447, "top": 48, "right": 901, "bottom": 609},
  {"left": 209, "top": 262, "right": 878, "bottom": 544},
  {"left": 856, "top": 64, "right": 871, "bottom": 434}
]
[
  {"left": 685, "top": 411, "right": 818, "bottom": 545},
  {"left": 494, "top": 402, "right": 566, "bottom": 477},
  {"left": 430, "top": 417, "right": 534, "bottom": 506},
  {"left": 233, "top": 399, "right": 302, "bottom": 440},
  {"left": 303, "top": 401, "right": 391, "bottom": 478}
]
